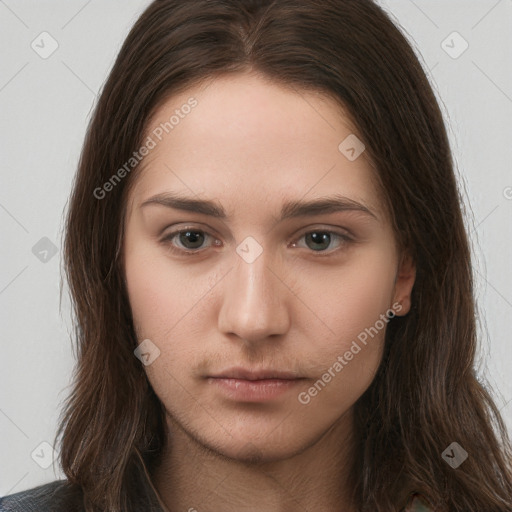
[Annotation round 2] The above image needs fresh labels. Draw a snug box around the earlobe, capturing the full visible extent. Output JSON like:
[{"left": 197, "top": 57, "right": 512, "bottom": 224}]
[{"left": 392, "top": 253, "right": 416, "bottom": 316}]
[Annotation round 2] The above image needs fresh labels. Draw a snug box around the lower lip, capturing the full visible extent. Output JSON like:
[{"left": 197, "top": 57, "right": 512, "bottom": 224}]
[{"left": 207, "top": 377, "right": 304, "bottom": 402}]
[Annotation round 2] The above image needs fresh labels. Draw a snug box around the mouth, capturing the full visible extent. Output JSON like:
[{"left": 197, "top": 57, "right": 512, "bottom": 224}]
[
  {"left": 208, "top": 366, "right": 304, "bottom": 381},
  {"left": 206, "top": 367, "right": 307, "bottom": 402}
]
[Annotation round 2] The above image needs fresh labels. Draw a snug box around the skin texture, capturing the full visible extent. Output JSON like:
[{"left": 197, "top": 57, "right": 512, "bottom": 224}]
[{"left": 122, "top": 71, "right": 416, "bottom": 512}]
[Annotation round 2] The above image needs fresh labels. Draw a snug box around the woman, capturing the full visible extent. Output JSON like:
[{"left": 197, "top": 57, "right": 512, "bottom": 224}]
[{"left": 1, "top": 0, "right": 511, "bottom": 511}]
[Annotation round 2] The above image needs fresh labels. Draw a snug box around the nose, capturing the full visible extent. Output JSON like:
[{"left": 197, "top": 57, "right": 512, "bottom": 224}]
[{"left": 217, "top": 242, "right": 291, "bottom": 344}]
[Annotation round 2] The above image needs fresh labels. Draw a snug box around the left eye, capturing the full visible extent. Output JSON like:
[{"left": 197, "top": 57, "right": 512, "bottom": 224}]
[
  {"left": 292, "top": 231, "right": 352, "bottom": 253},
  {"left": 162, "top": 228, "right": 352, "bottom": 255}
]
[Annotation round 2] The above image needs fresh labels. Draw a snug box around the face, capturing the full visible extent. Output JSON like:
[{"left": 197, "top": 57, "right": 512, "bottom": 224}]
[{"left": 122, "top": 71, "right": 415, "bottom": 462}]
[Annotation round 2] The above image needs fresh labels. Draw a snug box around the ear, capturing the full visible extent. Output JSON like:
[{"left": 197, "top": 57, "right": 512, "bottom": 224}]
[{"left": 392, "top": 252, "right": 416, "bottom": 316}]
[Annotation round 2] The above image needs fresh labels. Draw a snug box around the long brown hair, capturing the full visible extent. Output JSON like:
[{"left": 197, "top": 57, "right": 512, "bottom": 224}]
[{"left": 55, "top": 0, "right": 512, "bottom": 510}]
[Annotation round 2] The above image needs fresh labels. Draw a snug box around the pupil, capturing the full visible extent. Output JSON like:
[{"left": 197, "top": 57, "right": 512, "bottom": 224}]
[
  {"left": 306, "top": 232, "right": 330, "bottom": 251},
  {"left": 180, "top": 230, "right": 204, "bottom": 249}
]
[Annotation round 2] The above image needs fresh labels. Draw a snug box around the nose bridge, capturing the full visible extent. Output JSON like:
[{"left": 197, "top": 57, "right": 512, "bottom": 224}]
[{"left": 218, "top": 237, "right": 289, "bottom": 341}]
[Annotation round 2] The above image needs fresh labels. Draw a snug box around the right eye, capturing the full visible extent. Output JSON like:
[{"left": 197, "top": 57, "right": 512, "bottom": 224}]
[{"left": 161, "top": 228, "right": 220, "bottom": 255}]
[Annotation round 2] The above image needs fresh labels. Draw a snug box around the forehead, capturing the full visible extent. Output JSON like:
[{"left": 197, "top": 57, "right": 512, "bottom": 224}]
[{"left": 126, "top": 71, "right": 384, "bottom": 222}]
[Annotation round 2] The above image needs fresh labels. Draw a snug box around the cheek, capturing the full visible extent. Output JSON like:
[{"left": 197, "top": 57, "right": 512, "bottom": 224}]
[
  {"left": 307, "top": 244, "right": 395, "bottom": 333},
  {"left": 297, "top": 248, "right": 396, "bottom": 400},
  {"left": 124, "top": 242, "right": 206, "bottom": 339},
  {"left": 123, "top": 243, "right": 223, "bottom": 398},
  {"left": 124, "top": 261, "right": 170, "bottom": 339},
  {"left": 123, "top": 248, "right": 204, "bottom": 405}
]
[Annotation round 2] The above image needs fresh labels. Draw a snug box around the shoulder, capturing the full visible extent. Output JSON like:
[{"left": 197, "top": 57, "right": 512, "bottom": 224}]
[
  {"left": 0, "top": 479, "right": 84, "bottom": 512},
  {"left": 403, "top": 493, "right": 435, "bottom": 511}
]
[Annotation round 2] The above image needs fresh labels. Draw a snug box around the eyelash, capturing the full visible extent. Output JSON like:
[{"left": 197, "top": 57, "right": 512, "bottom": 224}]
[{"left": 160, "top": 226, "right": 353, "bottom": 257}]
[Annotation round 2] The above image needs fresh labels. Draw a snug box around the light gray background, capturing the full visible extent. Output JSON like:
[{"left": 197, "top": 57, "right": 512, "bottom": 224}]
[{"left": 1, "top": 0, "right": 511, "bottom": 496}]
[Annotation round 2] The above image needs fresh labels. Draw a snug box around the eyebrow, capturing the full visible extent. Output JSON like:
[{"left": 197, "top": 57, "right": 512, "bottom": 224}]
[{"left": 140, "top": 192, "right": 378, "bottom": 221}]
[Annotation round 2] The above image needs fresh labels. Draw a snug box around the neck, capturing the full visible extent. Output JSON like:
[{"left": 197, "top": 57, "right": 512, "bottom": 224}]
[{"left": 152, "top": 410, "right": 358, "bottom": 512}]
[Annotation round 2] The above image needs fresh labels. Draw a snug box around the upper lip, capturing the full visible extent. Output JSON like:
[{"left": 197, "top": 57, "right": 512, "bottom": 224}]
[{"left": 209, "top": 367, "right": 303, "bottom": 381}]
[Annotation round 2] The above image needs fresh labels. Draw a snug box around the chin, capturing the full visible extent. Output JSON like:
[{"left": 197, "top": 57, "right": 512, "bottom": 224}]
[
  {"left": 213, "top": 438, "right": 303, "bottom": 465},
  {"left": 197, "top": 420, "right": 319, "bottom": 465}
]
